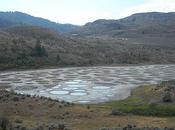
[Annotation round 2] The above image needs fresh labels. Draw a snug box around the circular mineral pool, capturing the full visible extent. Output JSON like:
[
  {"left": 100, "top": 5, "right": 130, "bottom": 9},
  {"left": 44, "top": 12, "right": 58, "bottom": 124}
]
[
  {"left": 49, "top": 90, "right": 69, "bottom": 95},
  {"left": 70, "top": 92, "right": 87, "bottom": 96},
  {"left": 52, "top": 85, "right": 61, "bottom": 89},
  {"left": 77, "top": 100, "right": 90, "bottom": 103},
  {"left": 74, "top": 89, "right": 86, "bottom": 92},
  {"left": 63, "top": 87, "right": 78, "bottom": 90},
  {"left": 40, "top": 90, "right": 45, "bottom": 93},
  {"left": 67, "top": 84, "right": 86, "bottom": 88},
  {"left": 93, "top": 86, "right": 111, "bottom": 89},
  {"left": 66, "top": 81, "right": 79, "bottom": 84}
]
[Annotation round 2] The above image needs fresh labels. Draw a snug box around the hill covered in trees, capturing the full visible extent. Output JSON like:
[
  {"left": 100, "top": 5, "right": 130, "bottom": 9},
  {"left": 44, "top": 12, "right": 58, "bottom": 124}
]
[{"left": 1, "top": 25, "right": 175, "bottom": 70}]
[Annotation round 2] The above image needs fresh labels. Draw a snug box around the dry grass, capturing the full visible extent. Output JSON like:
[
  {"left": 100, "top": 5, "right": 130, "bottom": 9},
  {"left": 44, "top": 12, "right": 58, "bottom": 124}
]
[{"left": 0, "top": 86, "right": 175, "bottom": 130}]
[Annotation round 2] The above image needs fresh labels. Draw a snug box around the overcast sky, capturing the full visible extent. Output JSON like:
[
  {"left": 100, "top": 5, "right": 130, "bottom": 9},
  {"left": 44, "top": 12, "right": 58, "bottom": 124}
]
[{"left": 1, "top": 0, "right": 175, "bottom": 25}]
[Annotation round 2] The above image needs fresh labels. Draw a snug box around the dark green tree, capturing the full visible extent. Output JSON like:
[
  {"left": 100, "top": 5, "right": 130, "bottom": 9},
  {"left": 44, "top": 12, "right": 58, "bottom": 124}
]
[
  {"left": 56, "top": 54, "right": 61, "bottom": 62},
  {"left": 162, "top": 91, "right": 172, "bottom": 102},
  {"left": 34, "top": 40, "right": 48, "bottom": 57}
]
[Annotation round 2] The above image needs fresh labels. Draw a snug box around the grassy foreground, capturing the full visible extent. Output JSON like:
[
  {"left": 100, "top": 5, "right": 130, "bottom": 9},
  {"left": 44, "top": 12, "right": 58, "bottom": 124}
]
[
  {"left": 0, "top": 83, "right": 175, "bottom": 130},
  {"left": 90, "top": 85, "right": 175, "bottom": 117}
]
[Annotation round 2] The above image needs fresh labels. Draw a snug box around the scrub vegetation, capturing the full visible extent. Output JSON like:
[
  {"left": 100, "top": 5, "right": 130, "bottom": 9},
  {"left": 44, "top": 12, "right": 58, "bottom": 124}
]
[{"left": 0, "top": 80, "right": 175, "bottom": 130}]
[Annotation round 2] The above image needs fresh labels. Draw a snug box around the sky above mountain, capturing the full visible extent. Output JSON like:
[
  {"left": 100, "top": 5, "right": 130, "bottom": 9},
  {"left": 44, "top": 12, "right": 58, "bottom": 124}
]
[{"left": 1, "top": 0, "right": 175, "bottom": 25}]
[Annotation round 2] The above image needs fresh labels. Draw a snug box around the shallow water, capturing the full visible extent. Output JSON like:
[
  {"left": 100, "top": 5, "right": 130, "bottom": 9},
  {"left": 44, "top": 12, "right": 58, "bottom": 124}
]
[{"left": 1, "top": 65, "right": 175, "bottom": 103}]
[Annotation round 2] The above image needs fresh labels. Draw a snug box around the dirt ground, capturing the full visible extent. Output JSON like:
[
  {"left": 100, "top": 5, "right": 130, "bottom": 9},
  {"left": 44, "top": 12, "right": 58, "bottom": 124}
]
[{"left": 0, "top": 89, "right": 175, "bottom": 130}]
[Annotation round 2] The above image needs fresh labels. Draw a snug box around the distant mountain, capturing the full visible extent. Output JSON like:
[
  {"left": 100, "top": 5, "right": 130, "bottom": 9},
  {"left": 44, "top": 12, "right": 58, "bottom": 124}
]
[
  {"left": 69, "top": 12, "right": 175, "bottom": 37},
  {"left": 0, "top": 11, "right": 79, "bottom": 33}
]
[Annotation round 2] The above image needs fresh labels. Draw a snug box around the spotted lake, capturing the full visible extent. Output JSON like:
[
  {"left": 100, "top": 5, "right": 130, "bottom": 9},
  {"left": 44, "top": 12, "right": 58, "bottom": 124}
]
[{"left": 1, "top": 65, "right": 175, "bottom": 104}]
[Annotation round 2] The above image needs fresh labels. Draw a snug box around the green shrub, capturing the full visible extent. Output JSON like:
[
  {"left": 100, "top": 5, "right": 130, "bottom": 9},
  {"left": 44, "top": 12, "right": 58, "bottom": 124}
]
[
  {"left": 162, "top": 91, "right": 172, "bottom": 102},
  {"left": 15, "top": 119, "right": 23, "bottom": 124},
  {"left": 12, "top": 97, "right": 19, "bottom": 102},
  {"left": 33, "top": 40, "right": 48, "bottom": 57},
  {"left": 0, "top": 117, "right": 11, "bottom": 130}
]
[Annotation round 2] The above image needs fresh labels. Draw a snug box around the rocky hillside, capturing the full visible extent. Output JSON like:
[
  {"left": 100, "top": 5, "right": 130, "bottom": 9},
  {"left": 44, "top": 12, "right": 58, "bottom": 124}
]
[
  {"left": 69, "top": 12, "right": 175, "bottom": 38},
  {"left": 1, "top": 25, "right": 175, "bottom": 70}
]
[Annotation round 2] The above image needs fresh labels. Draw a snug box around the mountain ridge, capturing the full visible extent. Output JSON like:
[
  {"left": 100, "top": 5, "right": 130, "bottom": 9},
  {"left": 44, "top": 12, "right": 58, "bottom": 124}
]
[
  {"left": 69, "top": 12, "right": 175, "bottom": 37},
  {"left": 0, "top": 11, "right": 79, "bottom": 33}
]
